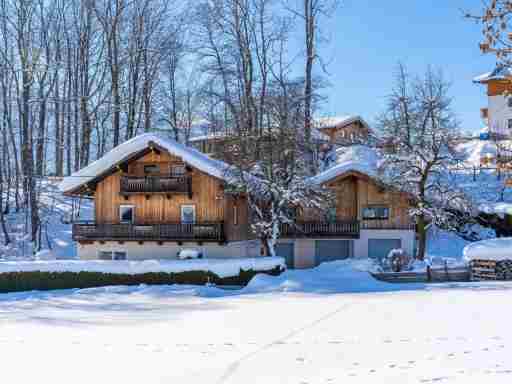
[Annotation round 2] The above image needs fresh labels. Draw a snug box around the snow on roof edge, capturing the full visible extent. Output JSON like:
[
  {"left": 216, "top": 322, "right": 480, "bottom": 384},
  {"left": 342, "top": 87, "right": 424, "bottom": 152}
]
[
  {"left": 463, "top": 237, "right": 512, "bottom": 261},
  {"left": 315, "top": 115, "right": 370, "bottom": 131},
  {"left": 59, "top": 133, "right": 231, "bottom": 194}
]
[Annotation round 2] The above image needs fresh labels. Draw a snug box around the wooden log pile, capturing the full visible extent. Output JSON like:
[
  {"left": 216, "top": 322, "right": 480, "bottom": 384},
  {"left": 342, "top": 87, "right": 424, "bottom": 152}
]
[{"left": 470, "top": 259, "right": 512, "bottom": 281}]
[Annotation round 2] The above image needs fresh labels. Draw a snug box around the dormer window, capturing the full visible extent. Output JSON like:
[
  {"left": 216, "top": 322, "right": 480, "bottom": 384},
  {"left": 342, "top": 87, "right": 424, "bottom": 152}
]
[
  {"left": 171, "top": 164, "right": 186, "bottom": 176},
  {"left": 144, "top": 164, "right": 160, "bottom": 175}
]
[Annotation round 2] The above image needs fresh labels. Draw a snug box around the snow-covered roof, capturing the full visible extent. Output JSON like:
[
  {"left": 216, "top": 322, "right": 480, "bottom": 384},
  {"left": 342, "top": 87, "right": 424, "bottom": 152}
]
[
  {"left": 311, "top": 145, "right": 380, "bottom": 185},
  {"left": 473, "top": 66, "right": 512, "bottom": 83},
  {"left": 315, "top": 115, "right": 370, "bottom": 131},
  {"left": 455, "top": 140, "right": 498, "bottom": 167},
  {"left": 463, "top": 237, "right": 512, "bottom": 261},
  {"left": 59, "top": 133, "right": 231, "bottom": 194}
]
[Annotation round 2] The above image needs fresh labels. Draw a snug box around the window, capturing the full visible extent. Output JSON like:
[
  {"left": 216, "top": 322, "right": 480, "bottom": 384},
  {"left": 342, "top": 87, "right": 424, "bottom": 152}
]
[
  {"left": 171, "top": 164, "right": 186, "bottom": 176},
  {"left": 144, "top": 164, "right": 160, "bottom": 174},
  {"left": 181, "top": 205, "right": 196, "bottom": 224},
  {"left": 120, "top": 205, "right": 134, "bottom": 224},
  {"left": 113, "top": 251, "right": 127, "bottom": 260},
  {"left": 325, "top": 207, "right": 337, "bottom": 223},
  {"left": 98, "top": 251, "right": 127, "bottom": 260},
  {"left": 508, "top": 98, "right": 512, "bottom": 108},
  {"left": 508, "top": 119, "right": 512, "bottom": 130},
  {"left": 362, "top": 206, "right": 389, "bottom": 220},
  {"left": 99, "top": 251, "right": 113, "bottom": 260}
]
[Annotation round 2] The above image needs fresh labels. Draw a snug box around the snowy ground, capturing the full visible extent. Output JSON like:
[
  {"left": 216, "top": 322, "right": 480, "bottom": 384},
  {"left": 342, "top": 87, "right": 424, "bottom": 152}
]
[{"left": 1, "top": 261, "right": 512, "bottom": 384}]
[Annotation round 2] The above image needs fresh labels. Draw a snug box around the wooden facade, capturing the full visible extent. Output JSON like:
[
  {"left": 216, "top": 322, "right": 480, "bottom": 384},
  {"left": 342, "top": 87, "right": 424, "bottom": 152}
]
[
  {"left": 319, "top": 121, "right": 370, "bottom": 144},
  {"left": 487, "top": 80, "right": 512, "bottom": 97},
  {"left": 299, "top": 171, "right": 414, "bottom": 232},
  {"left": 75, "top": 147, "right": 250, "bottom": 243}
]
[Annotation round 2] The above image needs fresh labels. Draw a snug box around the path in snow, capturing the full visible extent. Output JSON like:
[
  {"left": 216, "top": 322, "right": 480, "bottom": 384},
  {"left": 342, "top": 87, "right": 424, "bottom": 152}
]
[{"left": 0, "top": 278, "right": 512, "bottom": 384}]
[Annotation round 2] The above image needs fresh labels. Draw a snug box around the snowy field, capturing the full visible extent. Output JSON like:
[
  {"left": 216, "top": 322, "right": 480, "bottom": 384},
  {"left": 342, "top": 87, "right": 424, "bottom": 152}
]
[{"left": 1, "top": 261, "right": 512, "bottom": 384}]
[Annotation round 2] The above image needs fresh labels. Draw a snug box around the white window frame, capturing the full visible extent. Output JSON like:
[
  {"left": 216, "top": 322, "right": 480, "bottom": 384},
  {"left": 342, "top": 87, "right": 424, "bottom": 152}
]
[
  {"left": 119, "top": 205, "right": 135, "bottom": 224},
  {"left": 181, "top": 205, "right": 196, "bottom": 224}
]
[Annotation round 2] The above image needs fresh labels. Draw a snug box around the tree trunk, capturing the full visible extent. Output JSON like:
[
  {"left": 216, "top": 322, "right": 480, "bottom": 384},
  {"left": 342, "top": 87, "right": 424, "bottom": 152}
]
[{"left": 417, "top": 215, "right": 426, "bottom": 261}]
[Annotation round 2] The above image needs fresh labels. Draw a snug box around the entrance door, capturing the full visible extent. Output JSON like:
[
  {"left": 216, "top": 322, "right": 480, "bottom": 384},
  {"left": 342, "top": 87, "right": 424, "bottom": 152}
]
[
  {"left": 368, "top": 239, "right": 402, "bottom": 260},
  {"left": 315, "top": 240, "right": 352, "bottom": 265},
  {"left": 275, "top": 243, "right": 295, "bottom": 269}
]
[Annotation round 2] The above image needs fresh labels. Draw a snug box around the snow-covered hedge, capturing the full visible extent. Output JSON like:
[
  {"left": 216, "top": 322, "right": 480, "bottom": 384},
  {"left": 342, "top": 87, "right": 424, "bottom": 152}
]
[
  {"left": 463, "top": 238, "right": 512, "bottom": 262},
  {"left": 0, "top": 257, "right": 286, "bottom": 293}
]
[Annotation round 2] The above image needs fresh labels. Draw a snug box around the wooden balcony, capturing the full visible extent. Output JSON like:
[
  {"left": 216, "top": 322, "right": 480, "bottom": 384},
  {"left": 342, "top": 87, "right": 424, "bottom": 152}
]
[
  {"left": 280, "top": 221, "right": 360, "bottom": 239},
  {"left": 72, "top": 221, "right": 225, "bottom": 243},
  {"left": 120, "top": 175, "right": 192, "bottom": 197}
]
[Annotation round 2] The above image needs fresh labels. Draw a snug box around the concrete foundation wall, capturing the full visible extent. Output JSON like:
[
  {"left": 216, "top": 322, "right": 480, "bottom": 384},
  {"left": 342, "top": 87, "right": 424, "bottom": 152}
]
[
  {"left": 277, "top": 230, "right": 416, "bottom": 269},
  {"left": 78, "top": 240, "right": 261, "bottom": 260}
]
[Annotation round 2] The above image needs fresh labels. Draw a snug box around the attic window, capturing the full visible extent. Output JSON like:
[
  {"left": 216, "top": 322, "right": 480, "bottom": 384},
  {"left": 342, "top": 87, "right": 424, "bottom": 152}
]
[
  {"left": 144, "top": 164, "right": 160, "bottom": 174},
  {"left": 362, "top": 206, "right": 389, "bottom": 220},
  {"left": 171, "top": 164, "right": 186, "bottom": 176}
]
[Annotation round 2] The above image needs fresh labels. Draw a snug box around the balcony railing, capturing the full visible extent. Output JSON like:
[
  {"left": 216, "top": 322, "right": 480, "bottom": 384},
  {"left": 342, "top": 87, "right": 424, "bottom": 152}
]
[
  {"left": 120, "top": 175, "right": 192, "bottom": 195},
  {"left": 361, "top": 221, "right": 416, "bottom": 230},
  {"left": 280, "top": 221, "right": 360, "bottom": 238},
  {"left": 72, "top": 221, "right": 225, "bottom": 243}
]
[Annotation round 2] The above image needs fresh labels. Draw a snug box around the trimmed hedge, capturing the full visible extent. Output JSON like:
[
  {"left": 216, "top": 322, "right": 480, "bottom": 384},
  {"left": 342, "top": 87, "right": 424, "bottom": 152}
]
[{"left": 0, "top": 266, "right": 284, "bottom": 294}]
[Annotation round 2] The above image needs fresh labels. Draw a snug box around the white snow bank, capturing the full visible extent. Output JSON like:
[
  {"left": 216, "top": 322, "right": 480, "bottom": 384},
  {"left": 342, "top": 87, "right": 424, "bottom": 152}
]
[
  {"left": 243, "top": 259, "right": 420, "bottom": 294},
  {"left": 463, "top": 237, "right": 512, "bottom": 262},
  {"left": 0, "top": 257, "right": 285, "bottom": 279},
  {"left": 310, "top": 145, "right": 380, "bottom": 185},
  {"left": 59, "top": 133, "right": 231, "bottom": 193}
]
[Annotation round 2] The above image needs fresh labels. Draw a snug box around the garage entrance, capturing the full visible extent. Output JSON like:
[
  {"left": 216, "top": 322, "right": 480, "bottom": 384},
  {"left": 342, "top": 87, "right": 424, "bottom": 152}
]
[
  {"left": 315, "top": 240, "right": 352, "bottom": 265},
  {"left": 368, "top": 238, "right": 402, "bottom": 260},
  {"left": 275, "top": 243, "right": 295, "bottom": 268}
]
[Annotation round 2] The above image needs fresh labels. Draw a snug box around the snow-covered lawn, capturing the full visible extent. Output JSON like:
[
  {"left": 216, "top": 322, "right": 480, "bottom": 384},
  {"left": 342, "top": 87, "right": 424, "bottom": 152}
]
[{"left": 1, "top": 261, "right": 511, "bottom": 384}]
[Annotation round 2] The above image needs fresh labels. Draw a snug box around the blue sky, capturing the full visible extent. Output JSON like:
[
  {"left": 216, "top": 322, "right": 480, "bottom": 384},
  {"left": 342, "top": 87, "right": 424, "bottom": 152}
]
[{"left": 289, "top": 0, "right": 496, "bottom": 133}]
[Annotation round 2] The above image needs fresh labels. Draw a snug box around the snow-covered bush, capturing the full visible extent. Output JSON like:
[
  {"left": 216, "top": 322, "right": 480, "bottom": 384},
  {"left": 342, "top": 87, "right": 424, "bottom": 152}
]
[
  {"left": 177, "top": 249, "right": 202, "bottom": 260},
  {"left": 383, "top": 248, "right": 411, "bottom": 272}
]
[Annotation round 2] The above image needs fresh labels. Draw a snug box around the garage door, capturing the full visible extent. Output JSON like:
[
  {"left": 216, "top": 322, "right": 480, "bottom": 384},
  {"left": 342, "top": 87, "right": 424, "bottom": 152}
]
[
  {"left": 275, "top": 243, "right": 294, "bottom": 268},
  {"left": 368, "top": 239, "right": 402, "bottom": 260},
  {"left": 315, "top": 240, "right": 352, "bottom": 265}
]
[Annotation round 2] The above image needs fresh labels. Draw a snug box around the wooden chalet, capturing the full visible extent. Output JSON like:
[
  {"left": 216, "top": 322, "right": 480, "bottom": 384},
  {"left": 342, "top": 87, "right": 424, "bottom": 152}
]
[{"left": 60, "top": 134, "right": 259, "bottom": 260}]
